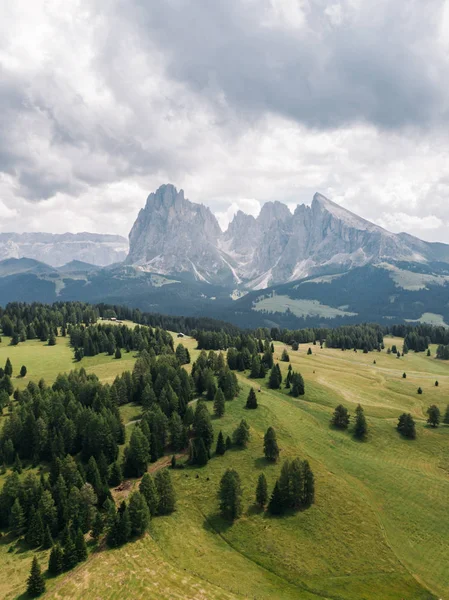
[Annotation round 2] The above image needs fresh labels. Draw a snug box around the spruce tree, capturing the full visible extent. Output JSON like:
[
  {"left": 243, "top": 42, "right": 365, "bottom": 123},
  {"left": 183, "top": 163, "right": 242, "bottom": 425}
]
[
  {"left": 108, "top": 461, "right": 123, "bottom": 487},
  {"left": 417, "top": 387, "right": 423, "bottom": 395},
  {"left": 128, "top": 491, "right": 150, "bottom": 536},
  {"left": 218, "top": 469, "right": 242, "bottom": 520},
  {"left": 246, "top": 387, "right": 258, "bottom": 409},
  {"left": 250, "top": 355, "right": 261, "bottom": 378},
  {"left": 403, "top": 372, "right": 407, "bottom": 379},
  {"left": 268, "top": 480, "right": 284, "bottom": 515},
  {"left": 263, "top": 427, "right": 280, "bottom": 462},
  {"left": 331, "top": 404, "right": 350, "bottom": 429},
  {"left": 139, "top": 473, "right": 159, "bottom": 516},
  {"left": 256, "top": 473, "right": 268, "bottom": 508},
  {"left": 193, "top": 401, "right": 214, "bottom": 452},
  {"left": 193, "top": 437, "right": 209, "bottom": 466},
  {"left": 9, "top": 497, "right": 25, "bottom": 536},
  {"left": 155, "top": 470, "right": 176, "bottom": 515},
  {"left": 307, "top": 347, "right": 312, "bottom": 355},
  {"left": 48, "top": 543, "right": 64, "bottom": 575},
  {"left": 427, "top": 404, "right": 440, "bottom": 427},
  {"left": 62, "top": 531, "right": 78, "bottom": 570},
  {"left": 75, "top": 529, "right": 88, "bottom": 562},
  {"left": 213, "top": 388, "right": 226, "bottom": 418},
  {"left": 354, "top": 404, "right": 367, "bottom": 439},
  {"left": 290, "top": 372, "right": 305, "bottom": 397},
  {"left": 91, "top": 511, "right": 104, "bottom": 542},
  {"left": 4, "top": 357, "right": 12, "bottom": 376},
  {"left": 20, "top": 365, "right": 27, "bottom": 377},
  {"left": 268, "top": 366, "right": 281, "bottom": 389},
  {"left": 42, "top": 524, "right": 54, "bottom": 549},
  {"left": 48, "top": 331, "right": 56, "bottom": 346},
  {"left": 397, "top": 413, "right": 416, "bottom": 439},
  {"left": 27, "top": 556, "right": 46, "bottom": 597},
  {"left": 225, "top": 435, "right": 232, "bottom": 450},
  {"left": 281, "top": 349, "right": 290, "bottom": 362},
  {"left": 233, "top": 419, "right": 250, "bottom": 447},
  {"left": 215, "top": 430, "right": 226, "bottom": 455},
  {"left": 26, "top": 510, "right": 44, "bottom": 548},
  {"left": 117, "top": 502, "right": 132, "bottom": 545},
  {"left": 115, "top": 347, "right": 122, "bottom": 359}
]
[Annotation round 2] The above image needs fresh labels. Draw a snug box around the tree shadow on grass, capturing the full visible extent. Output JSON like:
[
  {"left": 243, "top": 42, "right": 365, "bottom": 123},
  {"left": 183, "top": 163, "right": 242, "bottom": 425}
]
[{"left": 202, "top": 512, "right": 235, "bottom": 536}]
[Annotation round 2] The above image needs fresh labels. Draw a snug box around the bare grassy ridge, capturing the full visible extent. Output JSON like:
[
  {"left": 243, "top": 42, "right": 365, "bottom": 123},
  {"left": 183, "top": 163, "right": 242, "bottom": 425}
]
[{"left": 3, "top": 332, "right": 449, "bottom": 599}]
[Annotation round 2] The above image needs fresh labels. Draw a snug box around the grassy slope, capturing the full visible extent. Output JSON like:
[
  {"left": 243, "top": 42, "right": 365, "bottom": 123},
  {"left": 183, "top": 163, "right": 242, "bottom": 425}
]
[{"left": 4, "top": 333, "right": 449, "bottom": 599}]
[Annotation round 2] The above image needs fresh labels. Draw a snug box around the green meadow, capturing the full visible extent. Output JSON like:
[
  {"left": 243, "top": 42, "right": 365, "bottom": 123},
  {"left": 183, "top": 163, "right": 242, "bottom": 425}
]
[{"left": 1, "top": 331, "right": 449, "bottom": 599}]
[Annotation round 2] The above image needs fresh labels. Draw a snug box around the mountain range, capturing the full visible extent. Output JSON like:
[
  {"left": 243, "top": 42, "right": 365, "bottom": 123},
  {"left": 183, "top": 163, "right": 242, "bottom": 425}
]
[{"left": 1, "top": 183, "right": 449, "bottom": 329}]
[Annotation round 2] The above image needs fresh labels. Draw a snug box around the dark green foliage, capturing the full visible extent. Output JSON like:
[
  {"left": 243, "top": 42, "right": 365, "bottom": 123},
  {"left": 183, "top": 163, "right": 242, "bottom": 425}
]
[
  {"left": 139, "top": 473, "right": 160, "bottom": 517},
  {"left": 155, "top": 470, "right": 176, "bottom": 515},
  {"left": 20, "top": 365, "right": 27, "bottom": 377},
  {"left": 354, "top": 404, "right": 368, "bottom": 439},
  {"left": 233, "top": 419, "right": 250, "bottom": 447},
  {"left": 75, "top": 528, "right": 88, "bottom": 562},
  {"left": 117, "top": 502, "right": 132, "bottom": 545},
  {"left": 91, "top": 511, "right": 104, "bottom": 542},
  {"left": 215, "top": 430, "right": 226, "bottom": 455},
  {"left": 48, "top": 543, "right": 64, "bottom": 575},
  {"left": 268, "top": 480, "right": 284, "bottom": 515},
  {"left": 193, "top": 401, "right": 214, "bottom": 452},
  {"left": 263, "top": 427, "right": 279, "bottom": 462},
  {"left": 417, "top": 387, "right": 423, "bottom": 395},
  {"left": 307, "top": 347, "right": 312, "bottom": 355},
  {"left": 27, "top": 556, "right": 46, "bottom": 597},
  {"left": 108, "top": 461, "right": 123, "bottom": 487},
  {"left": 48, "top": 331, "right": 56, "bottom": 346},
  {"left": 213, "top": 388, "right": 225, "bottom": 418},
  {"left": 443, "top": 405, "right": 449, "bottom": 425},
  {"left": 268, "top": 366, "right": 281, "bottom": 389},
  {"left": 290, "top": 372, "right": 305, "bottom": 397},
  {"left": 123, "top": 427, "right": 149, "bottom": 477},
  {"left": 250, "top": 355, "right": 261, "bottom": 378},
  {"left": 403, "top": 372, "right": 407, "bottom": 379},
  {"left": 225, "top": 435, "right": 232, "bottom": 450},
  {"left": 435, "top": 380, "right": 439, "bottom": 387},
  {"left": 26, "top": 509, "right": 44, "bottom": 548},
  {"left": 4, "top": 357, "right": 12, "bottom": 376},
  {"left": 171, "top": 455, "right": 177, "bottom": 469},
  {"left": 128, "top": 491, "right": 150, "bottom": 536},
  {"left": 9, "top": 497, "right": 25, "bottom": 536},
  {"left": 189, "top": 437, "right": 209, "bottom": 466},
  {"left": 281, "top": 349, "right": 290, "bottom": 362},
  {"left": 256, "top": 473, "right": 268, "bottom": 508},
  {"left": 302, "top": 460, "right": 315, "bottom": 506},
  {"left": 62, "top": 531, "right": 78, "bottom": 570},
  {"left": 427, "top": 404, "right": 440, "bottom": 427},
  {"left": 43, "top": 524, "right": 54, "bottom": 549},
  {"left": 115, "top": 347, "right": 122, "bottom": 359},
  {"left": 397, "top": 413, "right": 416, "bottom": 439},
  {"left": 246, "top": 387, "right": 258, "bottom": 409},
  {"left": 331, "top": 405, "right": 350, "bottom": 429},
  {"left": 218, "top": 469, "right": 242, "bottom": 520}
]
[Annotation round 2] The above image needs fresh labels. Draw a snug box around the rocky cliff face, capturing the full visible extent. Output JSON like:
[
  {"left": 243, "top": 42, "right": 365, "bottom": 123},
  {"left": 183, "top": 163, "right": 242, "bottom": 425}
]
[
  {"left": 0, "top": 232, "right": 128, "bottom": 267},
  {"left": 126, "top": 184, "right": 449, "bottom": 289}
]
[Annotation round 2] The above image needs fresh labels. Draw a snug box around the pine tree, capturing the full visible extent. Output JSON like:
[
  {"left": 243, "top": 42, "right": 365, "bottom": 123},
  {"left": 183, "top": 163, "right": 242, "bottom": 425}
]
[
  {"left": 75, "top": 529, "right": 88, "bottom": 562},
  {"left": 289, "top": 458, "right": 303, "bottom": 509},
  {"left": 155, "top": 470, "right": 176, "bottom": 515},
  {"left": 9, "top": 497, "right": 25, "bottom": 536},
  {"left": 117, "top": 502, "right": 132, "bottom": 545},
  {"left": 4, "top": 357, "right": 12, "bottom": 376},
  {"left": 354, "top": 404, "right": 367, "bottom": 439},
  {"left": 290, "top": 372, "right": 305, "bottom": 397},
  {"left": 128, "top": 491, "right": 150, "bottom": 536},
  {"left": 123, "top": 427, "right": 149, "bottom": 477},
  {"left": 250, "top": 355, "right": 261, "bottom": 378},
  {"left": 331, "top": 404, "right": 350, "bottom": 429},
  {"left": 417, "top": 387, "right": 423, "bottom": 395},
  {"left": 213, "top": 388, "right": 226, "bottom": 418},
  {"left": 397, "top": 413, "right": 416, "bottom": 439},
  {"left": 246, "top": 387, "right": 258, "bottom": 409},
  {"left": 268, "top": 366, "right": 281, "bottom": 389},
  {"left": 426, "top": 404, "right": 440, "bottom": 427},
  {"left": 20, "top": 365, "right": 27, "bottom": 377},
  {"left": 215, "top": 430, "right": 226, "bottom": 455},
  {"left": 281, "top": 349, "right": 290, "bottom": 362},
  {"left": 27, "top": 556, "right": 46, "bottom": 597},
  {"left": 233, "top": 419, "right": 250, "bottom": 447},
  {"left": 62, "top": 531, "right": 78, "bottom": 570},
  {"left": 218, "top": 469, "right": 242, "bottom": 520},
  {"left": 255, "top": 473, "right": 268, "bottom": 508},
  {"left": 403, "top": 372, "right": 407, "bottom": 379},
  {"left": 108, "top": 461, "right": 123, "bottom": 487},
  {"left": 193, "top": 401, "right": 214, "bottom": 452},
  {"left": 115, "top": 347, "right": 122, "bottom": 359},
  {"left": 91, "top": 511, "right": 104, "bottom": 542},
  {"left": 307, "top": 347, "right": 312, "bottom": 355},
  {"left": 263, "top": 427, "right": 279, "bottom": 462},
  {"left": 48, "top": 543, "right": 64, "bottom": 576},
  {"left": 42, "top": 524, "right": 54, "bottom": 549},
  {"left": 192, "top": 437, "right": 209, "bottom": 466},
  {"left": 268, "top": 480, "right": 284, "bottom": 515},
  {"left": 278, "top": 460, "right": 291, "bottom": 508},
  {"left": 139, "top": 473, "right": 159, "bottom": 516},
  {"left": 48, "top": 331, "right": 56, "bottom": 346},
  {"left": 13, "top": 453, "right": 22, "bottom": 474},
  {"left": 225, "top": 435, "right": 232, "bottom": 450},
  {"left": 26, "top": 510, "right": 44, "bottom": 548},
  {"left": 171, "top": 454, "right": 177, "bottom": 469},
  {"left": 435, "top": 380, "right": 439, "bottom": 387}
]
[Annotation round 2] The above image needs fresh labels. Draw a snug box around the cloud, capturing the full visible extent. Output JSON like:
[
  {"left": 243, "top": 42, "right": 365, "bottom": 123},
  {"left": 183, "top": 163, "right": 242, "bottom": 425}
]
[{"left": 0, "top": 0, "right": 448, "bottom": 243}]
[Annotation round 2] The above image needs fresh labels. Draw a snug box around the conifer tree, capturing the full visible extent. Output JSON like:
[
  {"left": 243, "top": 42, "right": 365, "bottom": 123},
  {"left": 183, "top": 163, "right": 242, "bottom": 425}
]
[
  {"left": 193, "top": 401, "right": 214, "bottom": 452},
  {"left": 91, "top": 511, "right": 104, "bottom": 542},
  {"left": 281, "top": 349, "right": 290, "bottom": 362},
  {"left": 307, "top": 347, "right": 312, "bottom": 355},
  {"left": 42, "top": 524, "right": 54, "bottom": 549},
  {"left": 268, "top": 366, "right": 281, "bottom": 389},
  {"left": 403, "top": 372, "right": 407, "bottom": 379},
  {"left": 108, "top": 461, "right": 123, "bottom": 487},
  {"left": 354, "top": 404, "right": 367, "bottom": 439},
  {"left": 417, "top": 387, "right": 423, "bottom": 395},
  {"left": 48, "top": 543, "right": 64, "bottom": 575},
  {"left": 285, "top": 364, "right": 292, "bottom": 388},
  {"left": 279, "top": 460, "right": 291, "bottom": 508},
  {"left": 302, "top": 460, "right": 315, "bottom": 506},
  {"left": 48, "top": 331, "right": 56, "bottom": 346},
  {"left": 9, "top": 497, "right": 25, "bottom": 536},
  {"left": 331, "top": 404, "right": 350, "bottom": 429},
  {"left": 443, "top": 404, "right": 449, "bottom": 425},
  {"left": 290, "top": 372, "right": 305, "bottom": 397},
  {"left": 27, "top": 556, "right": 46, "bottom": 597},
  {"left": 263, "top": 427, "right": 279, "bottom": 462},
  {"left": 128, "top": 491, "right": 150, "bottom": 536},
  {"left": 213, "top": 388, "right": 226, "bottom": 418},
  {"left": 233, "top": 419, "right": 250, "bottom": 447},
  {"left": 117, "top": 502, "right": 132, "bottom": 545},
  {"left": 225, "top": 435, "right": 232, "bottom": 450},
  {"left": 218, "top": 469, "right": 242, "bottom": 520},
  {"left": 26, "top": 509, "right": 44, "bottom": 548},
  {"left": 289, "top": 458, "right": 303, "bottom": 509},
  {"left": 20, "top": 365, "right": 27, "bottom": 377},
  {"left": 75, "top": 528, "right": 88, "bottom": 562},
  {"left": 397, "top": 413, "right": 416, "bottom": 439},
  {"left": 123, "top": 427, "right": 149, "bottom": 477},
  {"left": 13, "top": 453, "right": 22, "bottom": 474},
  {"left": 155, "top": 470, "right": 176, "bottom": 515},
  {"left": 256, "top": 473, "right": 268, "bottom": 508},
  {"left": 4, "top": 357, "right": 12, "bottom": 376},
  {"left": 193, "top": 437, "right": 209, "bottom": 466},
  {"left": 139, "top": 473, "right": 160, "bottom": 517},
  {"left": 115, "top": 347, "right": 122, "bottom": 359},
  {"left": 427, "top": 404, "right": 440, "bottom": 427},
  {"left": 215, "top": 430, "right": 226, "bottom": 455},
  {"left": 62, "top": 531, "right": 78, "bottom": 570},
  {"left": 250, "top": 355, "right": 261, "bottom": 378},
  {"left": 246, "top": 387, "right": 258, "bottom": 409},
  {"left": 268, "top": 480, "right": 284, "bottom": 515}
]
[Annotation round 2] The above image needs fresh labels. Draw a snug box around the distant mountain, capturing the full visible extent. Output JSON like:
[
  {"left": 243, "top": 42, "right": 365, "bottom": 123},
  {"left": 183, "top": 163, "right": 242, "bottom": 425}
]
[
  {"left": 126, "top": 184, "right": 449, "bottom": 289},
  {"left": 0, "top": 232, "right": 128, "bottom": 267}
]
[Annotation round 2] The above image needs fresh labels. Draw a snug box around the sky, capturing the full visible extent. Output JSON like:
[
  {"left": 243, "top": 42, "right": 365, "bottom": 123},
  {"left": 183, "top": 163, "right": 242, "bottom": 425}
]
[{"left": 1, "top": 0, "right": 449, "bottom": 242}]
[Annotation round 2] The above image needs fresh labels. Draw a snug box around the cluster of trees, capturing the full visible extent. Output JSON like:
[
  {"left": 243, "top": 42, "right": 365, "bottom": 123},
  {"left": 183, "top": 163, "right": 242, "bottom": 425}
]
[
  {"left": 331, "top": 404, "right": 367, "bottom": 439},
  {"left": 436, "top": 345, "right": 449, "bottom": 360},
  {"left": 397, "top": 413, "right": 416, "bottom": 439},
  {"left": 325, "top": 324, "right": 384, "bottom": 352},
  {"left": 191, "top": 350, "right": 239, "bottom": 402},
  {"left": 69, "top": 323, "right": 173, "bottom": 361}
]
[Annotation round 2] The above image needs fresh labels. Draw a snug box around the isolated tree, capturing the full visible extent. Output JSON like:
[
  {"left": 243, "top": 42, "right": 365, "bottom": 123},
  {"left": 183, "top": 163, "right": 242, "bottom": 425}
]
[
  {"left": 427, "top": 349, "right": 431, "bottom": 357},
  {"left": 263, "top": 427, "right": 280, "bottom": 462},
  {"left": 427, "top": 404, "right": 440, "bottom": 428},
  {"left": 397, "top": 413, "right": 416, "bottom": 439},
  {"left": 268, "top": 480, "right": 284, "bottom": 515},
  {"left": 48, "top": 331, "right": 56, "bottom": 346},
  {"left": 48, "top": 543, "right": 64, "bottom": 575},
  {"left": 354, "top": 404, "right": 367, "bottom": 439},
  {"left": 129, "top": 491, "right": 150, "bottom": 536},
  {"left": 155, "top": 470, "right": 176, "bottom": 515},
  {"left": 115, "top": 347, "right": 122, "bottom": 359},
  {"left": 435, "top": 380, "right": 439, "bottom": 387},
  {"left": 233, "top": 419, "right": 250, "bottom": 447},
  {"left": 246, "top": 387, "right": 258, "bottom": 409},
  {"left": 27, "top": 556, "right": 46, "bottom": 597},
  {"left": 417, "top": 387, "right": 423, "bottom": 395},
  {"left": 402, "top": 372, "right": 407, "bottom": 379},
  {"left": 20, "top": 365, "right": 27, "bottom": 378},
  {"left": 139, "top": 473, "right": 159, "bottom": 517},
  {"left": 213, "top": 388, "right": 225, "bottom": 418},
  {"left": 4, "top": 357, "right": 12, "bottom": 376},
  {"left": 218, "top": 469, "right": 242, "bottom": 520},
  {"left": 256, "top": 473, "right": 268, "bottom": 508},
  {"left": 307, "top": 347, "right": 312, "bottom": 355},
  {"left": 215, "top": 430, "right": 226, "bottom": 456},
  {"left": 281, "top": 349, "right": 290, "bottom": 362},
  {"left": 331, "top": 405, "right": 350, "bottom": 429}
]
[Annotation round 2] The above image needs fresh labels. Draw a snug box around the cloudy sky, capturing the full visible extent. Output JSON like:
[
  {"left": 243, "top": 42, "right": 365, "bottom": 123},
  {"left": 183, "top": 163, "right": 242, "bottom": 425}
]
[{"left": 1, "top": 0, "right": 449, "bottom": 241}]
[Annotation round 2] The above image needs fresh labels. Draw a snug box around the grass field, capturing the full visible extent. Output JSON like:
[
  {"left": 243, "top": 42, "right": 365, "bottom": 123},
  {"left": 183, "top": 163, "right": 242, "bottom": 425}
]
[{"left": 2, "top": 332, "right": 449, "bottom": 599}]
